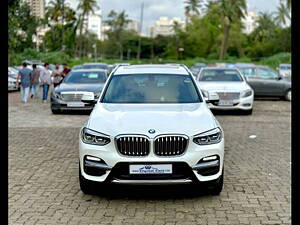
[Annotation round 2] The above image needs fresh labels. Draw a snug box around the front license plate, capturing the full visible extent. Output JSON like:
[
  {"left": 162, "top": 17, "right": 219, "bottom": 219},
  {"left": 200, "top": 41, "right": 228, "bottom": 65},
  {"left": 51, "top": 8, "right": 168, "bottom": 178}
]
[
  {"left": 129, "top": 164, "right": 172, "bottom": 174},
  {"left": 218, "top": 100, "right": 233, "bottom": 106},
  {"left": 67, "top": 102, "right": 85, "bottom": 107}
]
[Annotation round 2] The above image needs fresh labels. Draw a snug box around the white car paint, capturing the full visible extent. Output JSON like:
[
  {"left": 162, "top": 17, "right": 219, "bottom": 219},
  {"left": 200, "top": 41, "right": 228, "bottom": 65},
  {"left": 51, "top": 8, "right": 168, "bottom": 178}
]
[
  {"left": 79, "top": 65, "right": 224, "bottom": 188},
  {"left": 197, "top": 67, "right": 254, "bottom": 111}
]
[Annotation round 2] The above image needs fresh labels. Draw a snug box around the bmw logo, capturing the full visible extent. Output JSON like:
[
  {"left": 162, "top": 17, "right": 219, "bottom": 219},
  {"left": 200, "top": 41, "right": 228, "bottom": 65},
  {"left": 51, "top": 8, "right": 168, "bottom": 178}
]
[{"left": 148, "top": 129, "right": 156, "bottom": 134}]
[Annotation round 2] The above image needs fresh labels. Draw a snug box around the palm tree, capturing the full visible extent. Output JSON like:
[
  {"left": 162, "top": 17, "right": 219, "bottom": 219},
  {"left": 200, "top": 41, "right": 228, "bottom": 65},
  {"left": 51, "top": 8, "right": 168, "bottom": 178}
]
[
  {"left": 76, "top": 0, "right": 99, "bottom": 57},
  {"left": 252, "top": 12, "right": 277, "bottom": 42},
  {"left": 286, "top": 0, "right": 291, "bottom": 10},
  {"left": 217, "top": 0, "right": 247, "bottom": 60},
  {"left": 184, "top": 0, "right": 203, "bottom": 24},
  {"left": 274, "top": 1, "right": 290, "bottom": 27}
]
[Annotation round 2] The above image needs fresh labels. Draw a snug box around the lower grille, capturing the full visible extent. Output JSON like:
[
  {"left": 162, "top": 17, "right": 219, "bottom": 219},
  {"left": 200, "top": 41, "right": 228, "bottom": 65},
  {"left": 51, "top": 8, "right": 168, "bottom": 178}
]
[
  {"left": 154, "top": 135, "right": 188, "bottom": 156},
  {"left": 62, "top": 93, "right": 84, "bottom": 102},
  {"left": 116, "top": 136, "right": 150, "bottom": 156},
  {"left": 216, "top": 92, "right": 240, "bottom": 100}
]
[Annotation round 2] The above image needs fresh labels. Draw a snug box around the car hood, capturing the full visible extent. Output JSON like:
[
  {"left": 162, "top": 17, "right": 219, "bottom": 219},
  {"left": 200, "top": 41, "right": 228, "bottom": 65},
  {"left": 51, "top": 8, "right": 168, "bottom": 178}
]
[
  {"left": 86, "top": 103, "right": 218, "bottom": 137},
  {"left": 54, "top": 83, "right": 105, "bottom": 93},
  {"left": 197, "top": 81, "right": 250, "bottom": 92}
]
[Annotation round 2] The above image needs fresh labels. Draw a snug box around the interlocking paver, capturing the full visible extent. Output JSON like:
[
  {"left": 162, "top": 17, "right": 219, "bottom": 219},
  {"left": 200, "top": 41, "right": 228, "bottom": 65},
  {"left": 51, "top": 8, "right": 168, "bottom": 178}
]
[{"left": 8, "top": 91, "right": 291, "bottom": 224}]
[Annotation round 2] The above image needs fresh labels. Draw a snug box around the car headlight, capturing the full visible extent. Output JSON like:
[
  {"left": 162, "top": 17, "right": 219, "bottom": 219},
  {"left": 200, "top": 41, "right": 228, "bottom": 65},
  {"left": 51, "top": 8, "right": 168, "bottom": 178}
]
[
  {"left": 240, "top": 89, "right": 253, "bottom": 98},
  {"left": 193, "top": 128, "right": 222, "bottom": 145},
  {"left": 52, "top": 92, "right": 62, "bottom": 99},
  {"left": 81, "top": 128, "right": 110, "bottom": 146}
]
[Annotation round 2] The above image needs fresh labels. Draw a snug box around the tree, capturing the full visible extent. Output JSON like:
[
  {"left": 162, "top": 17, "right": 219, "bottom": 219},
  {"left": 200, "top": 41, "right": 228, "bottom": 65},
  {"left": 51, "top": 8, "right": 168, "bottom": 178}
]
[
  {"left": 216, "top": 0, "right": 247, "bottom": 60},
  {"left": 105, "top": 10, "right": 130, "bottom": 59},
  {"left": 274, "top": 1, "right": 290, "bottom": 27},
  {"left": 184, "top": 0, "right": 203, "bottom": 24},
  {"left": 76, "top": 0, "right": 99, "bottom": 57}
]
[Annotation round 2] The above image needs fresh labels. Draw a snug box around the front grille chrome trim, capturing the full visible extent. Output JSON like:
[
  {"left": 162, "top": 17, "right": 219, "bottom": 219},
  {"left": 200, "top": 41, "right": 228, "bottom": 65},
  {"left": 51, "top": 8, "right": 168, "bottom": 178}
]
[
  {"left": 111, "top": 178, "right": 193, "bottom": 185},
  {"left": 115, "top": 134, "right": 150, "bottom": 157},
  {"left": 153, "top": 134, "right": 189, "bottom": 157}
]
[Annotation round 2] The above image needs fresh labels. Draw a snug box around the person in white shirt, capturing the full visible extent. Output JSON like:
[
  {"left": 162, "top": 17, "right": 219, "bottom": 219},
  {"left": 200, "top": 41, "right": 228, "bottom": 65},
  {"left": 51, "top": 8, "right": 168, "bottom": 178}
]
[{"left": 39, "top": 63, "right": 52, "bottom": 103}]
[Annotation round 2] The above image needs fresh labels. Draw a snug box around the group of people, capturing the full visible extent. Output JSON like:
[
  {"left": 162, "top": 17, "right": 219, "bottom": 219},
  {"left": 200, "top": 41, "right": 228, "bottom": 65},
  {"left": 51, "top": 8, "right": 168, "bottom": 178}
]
[{"left": 16, "top": 62, "right": 71, "bottom": 103}]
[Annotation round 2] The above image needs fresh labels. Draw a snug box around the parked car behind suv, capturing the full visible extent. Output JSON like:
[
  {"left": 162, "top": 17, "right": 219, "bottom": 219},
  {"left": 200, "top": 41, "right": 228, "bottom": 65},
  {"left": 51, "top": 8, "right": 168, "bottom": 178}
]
[
  {"left": 197, "top": 67, "right": 254, "bottom": 114},
  {"left": 237, "top": 65, "right": 291, "bottom": 101},
  {"left": 79, "top": 64, "right": 224, "bottom": 195},
  {"left": 50, "top": 69, "right": 108, "bottom": 114}
]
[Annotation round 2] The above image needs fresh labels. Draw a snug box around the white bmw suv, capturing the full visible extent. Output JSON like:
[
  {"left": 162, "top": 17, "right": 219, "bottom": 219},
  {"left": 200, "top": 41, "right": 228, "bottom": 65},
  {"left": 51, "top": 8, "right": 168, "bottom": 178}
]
[{"left": 79, "top": 64, "right": 225, "bottom": 195}]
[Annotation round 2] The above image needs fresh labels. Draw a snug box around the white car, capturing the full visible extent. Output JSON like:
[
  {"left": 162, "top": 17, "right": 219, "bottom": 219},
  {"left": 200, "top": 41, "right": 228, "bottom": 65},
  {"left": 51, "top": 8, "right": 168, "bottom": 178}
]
[
  {"left": 197, "top": 67, "right": 254, "bottom": 114},
  {"left": 78, "top": 64, "right": 225, "bottom": 195},
  {"left": 8, "top": 76, "right": 18, "bottom": 91},
  {"left": 278, "top": 64, "right": 291, "bottom": 79}
]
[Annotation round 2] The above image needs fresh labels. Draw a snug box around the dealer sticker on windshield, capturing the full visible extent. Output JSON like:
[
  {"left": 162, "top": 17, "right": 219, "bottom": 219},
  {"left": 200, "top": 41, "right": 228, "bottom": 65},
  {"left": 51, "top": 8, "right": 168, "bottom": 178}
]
[{"left": 129, "top": 164, "right": 172, "bottom": 174}]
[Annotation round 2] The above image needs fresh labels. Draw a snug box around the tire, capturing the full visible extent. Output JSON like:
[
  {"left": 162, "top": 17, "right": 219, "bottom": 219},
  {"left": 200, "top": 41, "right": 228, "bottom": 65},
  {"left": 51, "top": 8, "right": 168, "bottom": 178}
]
[
  {"left": 79, "top": 166, "right": 97, "bottom": 195},
  {"left": 208, "top": 170, "right": 224, "bottom": 196},
  {"left": 285, "top": 90, "right": 291, "bottom": 101},
  {"left": 51, "top": 108, "right": 60, "bottom": 114},
  {"left": 242, "top": 108, "right": 253, "bottom": 115}
]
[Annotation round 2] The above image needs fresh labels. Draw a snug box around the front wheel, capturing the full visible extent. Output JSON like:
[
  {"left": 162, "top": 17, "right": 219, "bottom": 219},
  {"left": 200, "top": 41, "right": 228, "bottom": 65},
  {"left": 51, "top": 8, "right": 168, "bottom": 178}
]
[
  {"left": 51, "top": 108, "right": 61, "bottom": 114},
  {"left": 285, "top": 90, "right": 291, "bottom": 101},
  {"left": 242, "top": 108, "right": 253, "bottom": 115},
  {"left": 79, "top": 166, "right": 97, "bottom": 195},
  {"left": 208, "top": 170, "right": 224, "bottom": 195}
]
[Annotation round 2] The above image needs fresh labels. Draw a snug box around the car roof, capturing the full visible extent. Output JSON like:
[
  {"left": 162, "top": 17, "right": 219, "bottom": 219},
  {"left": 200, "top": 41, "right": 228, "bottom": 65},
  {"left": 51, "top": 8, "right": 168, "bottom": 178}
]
[
  {"left": 113, "top": 64, "right": 189, "bottom": 75},
  {"left": 71, "top": 69, "right": 107, "bottom": 72},
  {"left": 201, "top": 67, "right": 239, "bottom": 70},
  {"left": 83, "top": 62, "right": 107, "bottom": 65}
]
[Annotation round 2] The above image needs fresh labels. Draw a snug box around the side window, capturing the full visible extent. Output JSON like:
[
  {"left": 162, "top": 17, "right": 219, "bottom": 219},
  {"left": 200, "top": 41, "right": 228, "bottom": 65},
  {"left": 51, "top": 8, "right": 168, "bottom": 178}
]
[{"left": 257, "top": 68, "right": 278, "bottom": 79}]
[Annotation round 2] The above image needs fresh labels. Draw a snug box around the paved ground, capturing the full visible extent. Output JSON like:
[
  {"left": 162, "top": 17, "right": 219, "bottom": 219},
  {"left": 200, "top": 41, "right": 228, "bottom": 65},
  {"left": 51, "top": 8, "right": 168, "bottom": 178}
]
[{"left": 9, "top": 90, "right": 291, "bottom": 225}]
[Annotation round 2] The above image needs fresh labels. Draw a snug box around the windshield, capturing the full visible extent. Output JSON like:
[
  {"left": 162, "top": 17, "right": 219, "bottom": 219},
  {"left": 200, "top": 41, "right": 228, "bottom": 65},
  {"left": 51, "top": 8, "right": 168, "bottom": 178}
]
[
  {"left": 199, "top": 69, "right": 243, "bottom": 81},
  {"left": 238, "top": 67, "right": 256, "bottom": 76},
  {"left": 82, "top": 64, "right": 108, "bottom": 70},
  {"left": 102, "top": 74, "right": 202, "bottom": 103},
  {"left": 63, "top": 71, "right": 107, "bottom": 84},
  {"left": 280, "top": 65, "right": 291, "bottom": 70}
]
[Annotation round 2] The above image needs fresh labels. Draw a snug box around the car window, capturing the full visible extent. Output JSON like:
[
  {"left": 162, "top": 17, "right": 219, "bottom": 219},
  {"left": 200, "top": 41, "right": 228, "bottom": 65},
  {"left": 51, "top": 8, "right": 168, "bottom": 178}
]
[
  {"left": 198, "top": 69, "right": 243, "bottom": 82},
  {"left": 63, "top": 71, "right": 107, "bottom": 83},
  {"left": 238, "top": 68, "right": 256, "bottom": 77},
  {"left": 257, "top": 68, "right": 278, "bottom": 79},
  {"left": 102, "top": 74, "right": 202, "bottom": 103}
]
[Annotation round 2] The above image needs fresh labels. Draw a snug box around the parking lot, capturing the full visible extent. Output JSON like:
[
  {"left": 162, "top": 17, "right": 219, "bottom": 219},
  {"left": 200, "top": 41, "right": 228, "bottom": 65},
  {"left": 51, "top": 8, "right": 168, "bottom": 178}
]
[{"left": 9, "top": 91, "right": 291, "bottom": 225}]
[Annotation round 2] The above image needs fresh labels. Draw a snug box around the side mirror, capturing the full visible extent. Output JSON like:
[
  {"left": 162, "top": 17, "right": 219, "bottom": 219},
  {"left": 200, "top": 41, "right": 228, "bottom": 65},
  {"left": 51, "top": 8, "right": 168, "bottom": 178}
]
[
  {"left": 81, "top": 92, "right": 97, "bottom": 104},
  {"left": 206, "top": 92, "right": 219, "bottom": 105}
]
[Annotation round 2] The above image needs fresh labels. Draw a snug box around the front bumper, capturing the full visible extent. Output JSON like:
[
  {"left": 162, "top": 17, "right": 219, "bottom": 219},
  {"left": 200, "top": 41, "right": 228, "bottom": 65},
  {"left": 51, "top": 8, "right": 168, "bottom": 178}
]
[
  {"left": 208, "top": 95, "right": 253, "bottom": 110},
  {"left": 51, "top": 96, "right": 94, "bottom": 111},
  {"left": 79, "top": 137, "right": 224, "bottom": 184}
]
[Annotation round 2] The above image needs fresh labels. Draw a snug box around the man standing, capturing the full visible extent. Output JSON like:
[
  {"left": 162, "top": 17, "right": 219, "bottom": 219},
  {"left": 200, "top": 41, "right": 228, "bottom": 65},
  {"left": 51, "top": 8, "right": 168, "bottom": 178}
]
[
  {"left": 51, "top": 63, "right": 63, "bottom": 88},
  {"left": 39, "top": 63, "right": 52, "bottom": 103},
  {"left": 30, "top": 64, "right": 40, "bottom": 99},
  {"left": 16, "top": 62, "right": 32, "bottom": 103},
  {"left": 62, "top": 64, "right": 71, "bottom": 79}
]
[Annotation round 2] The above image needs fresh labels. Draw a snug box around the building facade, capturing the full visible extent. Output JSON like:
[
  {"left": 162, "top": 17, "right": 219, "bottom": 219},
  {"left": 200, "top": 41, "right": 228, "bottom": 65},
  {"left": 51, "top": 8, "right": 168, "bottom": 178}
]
[
  {"left": 23, "top": 0, "right": 45, "bottom": 18},
  {"left": 149, "top": 17, "right": 185, "bottom": 37},
  {"left": 86, "top": 11, "right": 102, "bottom": 40},
  {"left": 242, "top": 11, "right": 259, "bottom": 34}
]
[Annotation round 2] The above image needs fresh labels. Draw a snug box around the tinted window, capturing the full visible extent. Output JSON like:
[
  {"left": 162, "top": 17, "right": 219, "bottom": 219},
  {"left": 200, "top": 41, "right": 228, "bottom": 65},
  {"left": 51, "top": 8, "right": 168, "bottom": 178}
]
[
  {"left": 199, "top": 69, "right": 243, "bottom": 82},
  {"left": 102, "top": 74, "right": 201, "bottom": 103},
  {"left": 82, "top": 64, "right": 108, "bottom": 70},
  {"left": 63, "top": 71, "right": 107, "bottom": 83},
  {"left": 280, "top": 65, "right": 291, "bottom": 70}
]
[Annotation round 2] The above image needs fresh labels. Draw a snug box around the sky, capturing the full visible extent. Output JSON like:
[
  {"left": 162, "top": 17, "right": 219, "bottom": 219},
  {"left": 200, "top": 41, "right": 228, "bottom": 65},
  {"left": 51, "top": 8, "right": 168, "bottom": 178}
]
[{"left": 48, "top": 0, "right": 281, "bottom": 35}]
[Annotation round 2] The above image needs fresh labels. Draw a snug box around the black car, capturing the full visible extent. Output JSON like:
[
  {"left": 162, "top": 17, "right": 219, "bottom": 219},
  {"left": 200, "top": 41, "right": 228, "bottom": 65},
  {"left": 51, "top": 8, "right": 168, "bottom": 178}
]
[
  {"left": 237, "top": 65, "right": 291, "bottom": 101},
  {"left": 50, "top": 69, "right": 108, "bottom": 114}
]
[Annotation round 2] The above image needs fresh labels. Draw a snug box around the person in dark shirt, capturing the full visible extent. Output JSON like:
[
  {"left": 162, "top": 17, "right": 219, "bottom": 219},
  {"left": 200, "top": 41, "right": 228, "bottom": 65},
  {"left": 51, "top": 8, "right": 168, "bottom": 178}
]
[
  {"left": 30, "top": 64, "right": 40, "bottom": 99},
  {"left": 62, "top": 64, "right": 71, "bottom": 79},
  {"left": 16, "top": 62, "right": 32, "bottom": 103}
]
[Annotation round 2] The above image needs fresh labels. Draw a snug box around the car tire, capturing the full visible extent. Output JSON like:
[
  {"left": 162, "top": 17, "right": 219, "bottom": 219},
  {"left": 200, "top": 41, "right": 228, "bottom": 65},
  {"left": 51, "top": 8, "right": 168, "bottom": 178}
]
[
  {"left": 51, "top": 108, "right": 60, "bottom": 114},
  {"left": 285, "top": 90, "right": 291, "bottom": 101},
  {"left": 242, "top": 108, "right": 253, "bottom": 115},
  {"left": 208, "top": 169, "right": 224, "bottom": 196},
  {"left": 79, "top": 166, "right": 97, "bottom": 195}
]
